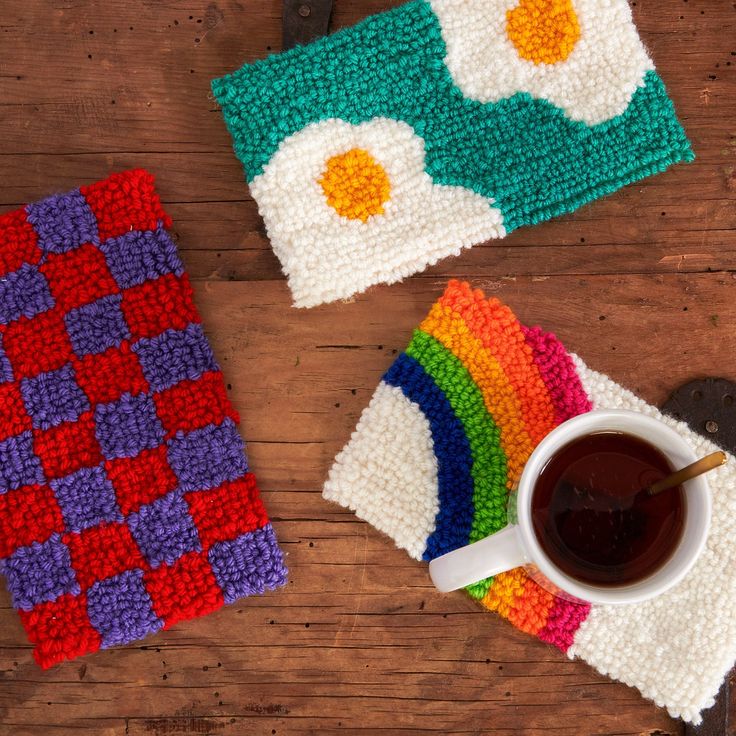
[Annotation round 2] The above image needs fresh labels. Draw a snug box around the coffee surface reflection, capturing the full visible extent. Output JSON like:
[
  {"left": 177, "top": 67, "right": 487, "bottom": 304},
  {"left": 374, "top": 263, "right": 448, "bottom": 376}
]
[{"left": 531, "top": 431, "right": 685, "bottom": 587}]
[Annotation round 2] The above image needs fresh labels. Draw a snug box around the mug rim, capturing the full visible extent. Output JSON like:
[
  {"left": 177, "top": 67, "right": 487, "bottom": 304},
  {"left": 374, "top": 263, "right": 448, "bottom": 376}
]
[{"left": 516, "top": 409, "right": 712, "bottom": 605}]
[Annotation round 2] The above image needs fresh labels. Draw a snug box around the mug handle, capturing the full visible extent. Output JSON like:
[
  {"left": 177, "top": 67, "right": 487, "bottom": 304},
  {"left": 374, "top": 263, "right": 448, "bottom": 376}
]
[{"left": 428, "top": 525, "right": 528, "bottom": 592}]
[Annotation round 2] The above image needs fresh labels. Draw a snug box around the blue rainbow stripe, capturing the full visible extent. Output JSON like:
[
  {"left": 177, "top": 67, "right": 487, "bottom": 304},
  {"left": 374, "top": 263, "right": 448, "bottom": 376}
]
[{"left": 383, "top": 353, "right": 474, "bottom": 559}]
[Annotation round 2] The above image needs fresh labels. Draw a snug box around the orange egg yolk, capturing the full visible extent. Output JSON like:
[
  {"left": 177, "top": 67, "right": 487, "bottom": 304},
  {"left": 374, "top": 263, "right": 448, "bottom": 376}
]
[
  {"left": 506, "top": 0, "right": 581, "bottom": 65},
  {"left": 319, "top": 148, "right": 391, "bottom": 222}
]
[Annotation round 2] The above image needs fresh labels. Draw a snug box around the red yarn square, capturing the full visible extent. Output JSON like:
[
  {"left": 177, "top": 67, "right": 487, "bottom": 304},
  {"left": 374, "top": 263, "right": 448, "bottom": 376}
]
[
  {"left": 80, "top": 169, "right": 172, "bottom": 242},
  {"left": 0, "top": 484, "right": 65, "bottom": 558},
  {"left": 64, "top": 522, "right": 146, "bottom": 590},
  {"left": 0, "top": 382, "right": 33, "bottom": 441},
  {"left": 1, "top": 170, "right": 283, "bottom": 669},
  {"left": 154, "top": 371, "right": 238, "bottom": 437},
  {"left": 2, "top": 308, "right": 74, "bottom": 379},
  {"left": 34, "top": 411, "right": 103, "bottom": 480},
  {"left": 185, "top": 473, "right": 268, "bottom": 551},
  {"left": 105, "top": 446, "right": 178, "bottom": 516},
  {"left": 40, "top": 243, "right": 119, "bottom": 313},
  {"left": 144, "top": 551, "right": 223, "bottom": 628},
  {"left": 19, "top": 593, "right": 101, "bottom": 669},
  {"left": 74, "top": 342, "right": 148, "bottom": 407},
  {"left": 120, "top": 273, "right": 199, "bottom": 341},
  {"left": 0, "top": 208, "right": 42, "bottom": 278}
]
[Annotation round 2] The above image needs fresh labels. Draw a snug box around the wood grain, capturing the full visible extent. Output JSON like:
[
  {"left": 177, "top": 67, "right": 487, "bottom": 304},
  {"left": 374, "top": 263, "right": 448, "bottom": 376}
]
[{"left": 1, "top": 0, "right": 735, "bottom": 734}]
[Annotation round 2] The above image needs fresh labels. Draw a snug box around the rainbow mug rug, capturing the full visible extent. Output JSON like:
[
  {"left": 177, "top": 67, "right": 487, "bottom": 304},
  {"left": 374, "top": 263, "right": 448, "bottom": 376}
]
[
  {"left": 323, "top": 281, "right": 736, "bottom": 725},
  {"left": 212, "top": 0, "right": 693, "bottom": 308},
  {"left": 0, "top": 170, "right": 287, "bottom": 668}
]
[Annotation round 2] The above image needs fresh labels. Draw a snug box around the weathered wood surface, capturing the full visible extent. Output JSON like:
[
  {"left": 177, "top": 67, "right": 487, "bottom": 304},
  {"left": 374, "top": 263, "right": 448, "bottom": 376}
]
[{"left": 1, "top": 1, "right": 735, "bottom": 734}]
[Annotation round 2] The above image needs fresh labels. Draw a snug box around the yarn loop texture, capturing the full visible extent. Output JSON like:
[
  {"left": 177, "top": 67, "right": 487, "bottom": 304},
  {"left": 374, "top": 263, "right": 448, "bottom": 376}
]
[
  {"left": 212, "top": 0, "right": 693, "bottom": 307},
  {"left": 324, "top": 280, "right": 736, "bottom": 725},
  {"left": 0, "top": 169, "right": 287, "bottom": 668}
]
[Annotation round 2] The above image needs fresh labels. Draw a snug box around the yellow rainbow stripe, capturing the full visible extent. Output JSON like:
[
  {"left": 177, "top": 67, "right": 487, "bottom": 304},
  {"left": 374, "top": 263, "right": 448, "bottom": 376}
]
[{"left": 431, "top": 281, "right": 592, "bottom": 646}]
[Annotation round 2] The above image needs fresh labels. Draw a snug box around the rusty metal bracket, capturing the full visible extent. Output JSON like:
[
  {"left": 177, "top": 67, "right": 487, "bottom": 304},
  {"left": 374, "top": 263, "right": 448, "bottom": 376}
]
[{"left": 282, "top": 0, "right": 334, "bottom": 50}]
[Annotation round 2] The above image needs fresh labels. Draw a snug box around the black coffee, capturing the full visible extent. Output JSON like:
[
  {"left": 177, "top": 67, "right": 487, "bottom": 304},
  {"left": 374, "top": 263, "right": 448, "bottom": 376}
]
[{"left": 531, "top": 431, "right": 685, "bottom": 587}]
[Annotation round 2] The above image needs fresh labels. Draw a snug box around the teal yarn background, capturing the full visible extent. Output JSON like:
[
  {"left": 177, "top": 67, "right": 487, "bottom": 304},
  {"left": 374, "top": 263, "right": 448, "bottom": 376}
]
[{"left": 212, "top": 0, "right": 693, "bottom": 232}]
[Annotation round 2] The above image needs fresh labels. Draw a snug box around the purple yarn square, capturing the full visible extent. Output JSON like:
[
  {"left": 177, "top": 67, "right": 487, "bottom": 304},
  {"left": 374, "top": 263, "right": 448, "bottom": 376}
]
[
  {"left": 94, "top": 393, "right": 165, "bottom": 460},
  {"left": 167, "top": 418, "right": 247, "bottom": 492},
  {"left": 65, "top": 294, "right": 130, "bottom": 357},
  {"left": 127, "top": 490, "right": 201, "bottom": 568},
  {"left": 0, "top": 431, "right": 44, "bottom": 495},
  {"left": 0, "top": 264, "right": 54, "bottom": 325},
  {"left": 132, "top": 324, "right": 218, "bottom": 393},
  {"left": 100, "top": 229, "right": 183, "bottom": 290},
  {"left": 21, "top": 364, "right": 90, "bottom": 430},
  {"left": 25, "top": 189, "right": 98, "bottom": 253},
  {"left": 0, "top": 335, "right": 14, "bottom": 383},
  {"left": 51, "top": 464, "right": 121, "bottom": 532},
  {"left": 208, "top": 525, "right": 287, "bottom": 603},
  {"left": 0, "top": 533, "right": 79, "bottom": 610},
  {"left": 86, "top": 569, "right": 162, "bottom": 648}
]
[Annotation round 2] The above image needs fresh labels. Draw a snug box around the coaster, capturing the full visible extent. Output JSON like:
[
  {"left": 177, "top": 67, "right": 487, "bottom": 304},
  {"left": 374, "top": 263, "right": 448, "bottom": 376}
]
[
  {"left": 213, "top": 0, "right": 693, "bottom": 307},
  {"left": 0, "top": 169, "right": 287, "bottom": 668},
  {"left": 323, "top": 280, "right": 736, "bottom": 724}
]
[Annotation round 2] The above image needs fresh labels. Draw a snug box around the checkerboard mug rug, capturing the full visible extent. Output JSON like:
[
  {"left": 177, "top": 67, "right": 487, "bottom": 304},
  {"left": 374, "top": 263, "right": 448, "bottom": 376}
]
[
  {"left": 0, "top": 169, "right": 287, "bottom": 668},
  {"left": 323, "top": 280, "right": 736, "bottom": 725},
  {"left": 212, "top": 0, "right": 693, "bottom": 308}
]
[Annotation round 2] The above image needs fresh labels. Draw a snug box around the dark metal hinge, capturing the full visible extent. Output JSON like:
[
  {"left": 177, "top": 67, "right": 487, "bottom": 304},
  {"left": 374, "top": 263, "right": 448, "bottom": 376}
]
[{"left": 282, "top": 0, "right": 334, "bottom": 50}]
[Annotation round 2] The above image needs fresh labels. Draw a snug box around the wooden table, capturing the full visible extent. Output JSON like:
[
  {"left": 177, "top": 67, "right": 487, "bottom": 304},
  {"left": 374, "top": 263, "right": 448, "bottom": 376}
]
[{"left": 1, "top": 1, "right": 735, "bottom": 734}]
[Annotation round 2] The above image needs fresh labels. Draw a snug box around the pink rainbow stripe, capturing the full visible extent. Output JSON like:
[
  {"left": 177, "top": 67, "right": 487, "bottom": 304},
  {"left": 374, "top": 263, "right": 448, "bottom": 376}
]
[
  {"left": 435, "top": 282, "right": 594, "bottom": 649},
  {"left": 522, "top": 323, "right": 593, "bottom": 649},
  {"left": 521, "top": 325, "right": 592, "bottom": 425}
]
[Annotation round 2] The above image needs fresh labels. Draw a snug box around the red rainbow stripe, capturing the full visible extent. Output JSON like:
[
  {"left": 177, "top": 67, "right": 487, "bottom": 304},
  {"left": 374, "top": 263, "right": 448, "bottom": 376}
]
[{"left": 432, "top": 281, "right": 593, "bottom": 647}]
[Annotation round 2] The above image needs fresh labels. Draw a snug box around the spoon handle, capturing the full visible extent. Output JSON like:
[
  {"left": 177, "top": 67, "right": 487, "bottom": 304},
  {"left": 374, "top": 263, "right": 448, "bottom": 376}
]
[{"left": 648, "top": 451, "right": 727, "bottom": 496}]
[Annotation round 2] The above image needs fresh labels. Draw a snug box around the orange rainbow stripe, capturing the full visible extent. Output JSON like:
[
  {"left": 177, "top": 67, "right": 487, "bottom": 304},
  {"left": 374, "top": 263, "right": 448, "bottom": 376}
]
[
  {"left": 437, "top": 282, "right": 557, "bottom": 445},
  {"left": 408, "top": 281, "right": 593, "bottom": 648},
  {"left": 420, "top": 302, "right": 534, "bottom": 492}
]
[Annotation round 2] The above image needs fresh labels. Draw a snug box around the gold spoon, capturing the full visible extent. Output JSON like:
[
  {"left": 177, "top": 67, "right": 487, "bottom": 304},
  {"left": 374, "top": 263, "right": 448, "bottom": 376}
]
[
  {"left": 559, "top": 450, "right": 726, "bottom": 515},
  {"left": 648, "top": 450, "right": 727, "bottom": 496}
]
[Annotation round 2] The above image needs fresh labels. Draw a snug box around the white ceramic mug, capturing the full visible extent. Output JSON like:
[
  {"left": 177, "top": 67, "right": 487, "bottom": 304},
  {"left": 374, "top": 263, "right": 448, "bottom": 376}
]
[{"left": 428, "top": 410, "right": 712, "bottom": 605}]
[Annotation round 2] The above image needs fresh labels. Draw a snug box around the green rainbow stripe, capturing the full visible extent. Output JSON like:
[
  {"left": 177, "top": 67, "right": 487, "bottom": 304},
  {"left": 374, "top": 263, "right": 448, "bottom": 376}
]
[{"left": 407, "top": 329, "right": 508, "bottom": 599}]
